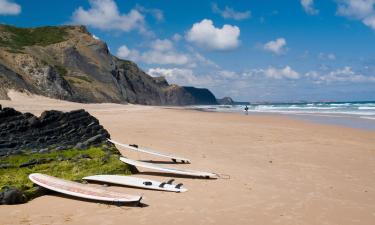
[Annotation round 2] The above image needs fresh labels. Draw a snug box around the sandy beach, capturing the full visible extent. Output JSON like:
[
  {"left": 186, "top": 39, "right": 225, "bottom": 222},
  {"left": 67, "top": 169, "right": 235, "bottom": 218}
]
[{"left": 0, "top": 91, "right": 374, "bottom": 225}]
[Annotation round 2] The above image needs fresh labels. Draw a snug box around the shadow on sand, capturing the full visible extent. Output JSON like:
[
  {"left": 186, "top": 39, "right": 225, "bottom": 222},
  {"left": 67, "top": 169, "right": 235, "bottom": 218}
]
[
  {"left": 37, "top": 189, "right": 149, "bottom": 208},
  {"left": 139, "top": 160, "right": 190, "bottom": 165},
  {"left": 136, "top": 171, "right": 216, "bottom": 180}
]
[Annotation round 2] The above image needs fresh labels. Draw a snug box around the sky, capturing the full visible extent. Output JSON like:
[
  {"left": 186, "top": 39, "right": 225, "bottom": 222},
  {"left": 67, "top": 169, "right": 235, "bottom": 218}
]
[{"left": 1, "top": 0, "right": 375, "bottom": 102}]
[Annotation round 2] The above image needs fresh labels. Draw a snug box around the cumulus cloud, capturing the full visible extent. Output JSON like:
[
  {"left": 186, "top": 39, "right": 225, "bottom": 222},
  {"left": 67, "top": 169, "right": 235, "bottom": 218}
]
[
  {"left": 117, "top": 41, "right": 189, "bottom": 65},
  {"left": 306, "top": 66, "right": 375, "bottom": 83},
  {"left": 117, "top": 39, "right": 217, "bottom": 67},
  {"left": 263, "top": 38, "right": 287, "bottom": 55},
  {"left": 135, "top": 5, "right": 164, "bottom": 22},
  {"left": 301, "top": 0, "right": 319, "bottom": 15},
  {"left": 264, "top": 66, "right": 300, "bottom": 79},
  {"left": 172, "top": 33, "right": 182, "bottom": 42},
  {"left": 117, "top": 45, "right": 132, "bottom": 58},
  {"left": 336, "top": 0, "right": 375, "bottom": 30},
  {"left": 147, "top": 68, "right": 216, "bottom": 87},
  {"left": 186, "top": 19, "right": 240, "bottom": 51},
  {"left": 0, "top": 0, "right": 21, "bottom": 15},
  {"left": 211, "top": 3, "right": 251, "bottom": 20},
  {"left": 71, "top": 0, "right": 148, "bottom": 34}
]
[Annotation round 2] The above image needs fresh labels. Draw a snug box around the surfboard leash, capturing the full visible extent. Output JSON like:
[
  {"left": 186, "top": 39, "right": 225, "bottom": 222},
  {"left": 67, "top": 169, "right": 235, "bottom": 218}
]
[{"left": 214, "top": 173, "right": 231, "bottom": 180}]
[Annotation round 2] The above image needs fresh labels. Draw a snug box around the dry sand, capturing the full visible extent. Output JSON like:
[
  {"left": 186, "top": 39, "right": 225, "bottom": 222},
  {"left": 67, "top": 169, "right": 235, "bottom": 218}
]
[{"left": 0, "top": 91, "right": 374, "bottom": 225}]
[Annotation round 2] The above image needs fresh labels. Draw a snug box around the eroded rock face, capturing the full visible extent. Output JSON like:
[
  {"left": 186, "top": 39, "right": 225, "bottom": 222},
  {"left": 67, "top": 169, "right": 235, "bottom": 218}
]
[
  {"left": 0, "top": 106, "right": 109, "bottom": 156},
  {"left": 0, "top": 24, "right": 217, "bottom": 105}
]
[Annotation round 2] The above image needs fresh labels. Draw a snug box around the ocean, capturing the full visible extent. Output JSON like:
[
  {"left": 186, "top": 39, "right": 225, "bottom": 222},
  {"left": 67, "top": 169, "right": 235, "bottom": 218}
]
[{"left": 191, "top": 102, "right": 375, "bottom": 131}]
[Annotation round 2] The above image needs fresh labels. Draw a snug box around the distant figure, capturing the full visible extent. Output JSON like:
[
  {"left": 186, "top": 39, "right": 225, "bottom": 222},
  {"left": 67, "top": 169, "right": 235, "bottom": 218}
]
[{"left": 244, "top": 105, "right": 249, "bottom": 115}]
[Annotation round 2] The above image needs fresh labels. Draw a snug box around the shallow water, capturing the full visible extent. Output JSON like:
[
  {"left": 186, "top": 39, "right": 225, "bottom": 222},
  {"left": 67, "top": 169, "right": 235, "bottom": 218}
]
[{"left": 191, "top": 102, "right": 375, "bottom": 131}]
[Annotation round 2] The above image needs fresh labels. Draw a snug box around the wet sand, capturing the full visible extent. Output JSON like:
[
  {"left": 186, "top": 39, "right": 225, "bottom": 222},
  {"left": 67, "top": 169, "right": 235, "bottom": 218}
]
[{"left": 1, "top": 91, "right": 374, "bottom": 225}]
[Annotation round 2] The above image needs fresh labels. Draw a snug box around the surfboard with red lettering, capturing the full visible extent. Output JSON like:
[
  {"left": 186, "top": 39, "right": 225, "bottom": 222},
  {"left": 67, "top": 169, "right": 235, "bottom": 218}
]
[{"left": 29, "top": 173, "right": 142, "bottom": 203}]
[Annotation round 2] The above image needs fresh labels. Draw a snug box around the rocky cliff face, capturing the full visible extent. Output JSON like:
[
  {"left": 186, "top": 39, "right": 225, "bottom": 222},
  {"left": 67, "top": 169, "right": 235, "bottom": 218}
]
[{"left": 0, "top": 24, "right": 217, "bottom": 105}]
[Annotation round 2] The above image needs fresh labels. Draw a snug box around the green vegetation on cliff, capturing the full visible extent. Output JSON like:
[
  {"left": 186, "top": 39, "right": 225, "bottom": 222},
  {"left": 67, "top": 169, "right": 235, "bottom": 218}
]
[
  {"left": 0, "top": 25, "right": 68, "bottom": 49},
  {"left": 0, "top": 146, "right": 132, "bottom": 201}
]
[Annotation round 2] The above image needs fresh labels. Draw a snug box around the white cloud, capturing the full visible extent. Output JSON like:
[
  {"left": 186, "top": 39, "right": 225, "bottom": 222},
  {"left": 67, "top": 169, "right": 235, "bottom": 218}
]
[
  {"left": 71, "top": 0, "right": 148, "bottom": 34},
  {"left": 263, "top": 38, "right": 287, "bottom": 55},
  {"left": 306, "top": 66, "right": 375, "bottom": 83},
  {"left": 218, "top": 70, "right": 239, "bottom": 79},
  {"left": 117, "top": 45, "right": 132, "bottom": 58},
  {"left": 117, "top": 46, "right": 189, "bottom": 66},
  {"left": 147, "top": 68, "right": 215, "bottom": 87},
  {"left": 172, "top": 33, "right": 182, "bottom": 42},
  {"left": 363, "top": 14, "right": 375, "bottom": 29},
  {"left": 140, "top": 51, "right": 190, "bottom": 65},
  {"left": 264, "top": 66, "right": 300, "bottom": 79},
  {"left": 92, "top": 34, "right": 100, "bottom": 40},
  {"left": 0, "top": 0, "right": 21, "bottom": 15},
  {"left": 186, "top": 19, "right": 240, "bottom": 51},
  {"left": 301, "top": 0, "right": 319, "bottom": 15},
  {"left": 135, "top": 4, "right": 164, "bottom": 22},
  {"left": 117, "top": 39, "right": 217, "bottom": 67},
  {"left": 336, "top": 0, "right": 375, "bottom": 30},
  {"left": 151, "top": 39, "right": 173, "bottom": 51},
  {"left": 318, "top": 52, "right": 336, "bottom": 60},
  {"left": 211, "top": 3, "right": 251, "bottom": 20},
  {"left": 192, "top": 52, "right": 219, "bottom": 68}
]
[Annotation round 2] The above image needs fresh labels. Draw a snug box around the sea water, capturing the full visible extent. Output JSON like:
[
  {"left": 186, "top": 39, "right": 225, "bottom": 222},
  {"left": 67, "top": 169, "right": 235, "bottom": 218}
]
[{"left": 191, "top": 102, "right": 375, "bottom": 130}]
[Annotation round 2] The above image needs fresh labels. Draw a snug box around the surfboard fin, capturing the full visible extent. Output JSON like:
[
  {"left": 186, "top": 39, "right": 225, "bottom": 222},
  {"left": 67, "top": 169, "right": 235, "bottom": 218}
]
[
  {"left": 143, "top": 181, "right": 152, "bottom": 186},
  {"left": 175, "top": 183, "right": 183, "bottom": 189},
  {"left": 130, "top": 144, "right": 139, "bottom": 148},
  {"left": 159, "top": 182, "right": 166, "bottom": 188},
  {"left": 166, "top": 179, "right": 175, "bottom": 184}
]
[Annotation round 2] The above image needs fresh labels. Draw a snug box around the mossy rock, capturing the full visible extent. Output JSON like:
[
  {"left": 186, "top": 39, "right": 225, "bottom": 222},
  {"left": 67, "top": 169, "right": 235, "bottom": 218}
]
[{"left": 0, "top": 144, "right": 133, "bottom": 204}]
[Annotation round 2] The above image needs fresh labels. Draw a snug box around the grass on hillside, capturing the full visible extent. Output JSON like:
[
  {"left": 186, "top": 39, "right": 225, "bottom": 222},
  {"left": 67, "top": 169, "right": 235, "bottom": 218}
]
[
  {"left": 74, "top": 75, "right": 93, "bottom": 83},
  {"left": 0, "top": 146, "right": 132, "bottom": 201},
  {"left": 54, "top": 65, "right": 68, "bottom": 76},
  {"left": 0, "top": 25, "right": 68, "bottom": 49}
]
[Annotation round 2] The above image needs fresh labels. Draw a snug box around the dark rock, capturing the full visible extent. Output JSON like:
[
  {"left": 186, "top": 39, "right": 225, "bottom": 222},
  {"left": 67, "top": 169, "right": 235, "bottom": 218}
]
[
  {"left": 19, "top": 159, "right": 38, "bottom": 168},
  {"left": 55, "top": 146, "right": 66, "bottom": 151},
  {"left": 83, "top": 134, "right": 104, "bottom": 146},
  {"left": 76, "top": 154, "right": 92, "bottom": 160},
  {"left": 217, "top": 97, "right": 250, "bottom": 105},
  {"left": 74, "top": 142, "right": 87, "bottom": 150},
  {"left": 39, "top": 148, "right": 49, "bottom": 153},
  {"left": 0, "top": 163, "right": 13, "bottom": 169},
  {"left": 0, "top": 188, "right": 26, "bottom": 205},
  {"left": 0, "top": 107, "right": 110, "bottom": 155},
  {"left": 19, "top": 158, "right": 53, "bottom": 167},
  {"left": 182, "top": 87, "right": 218, "bottom": 105}
]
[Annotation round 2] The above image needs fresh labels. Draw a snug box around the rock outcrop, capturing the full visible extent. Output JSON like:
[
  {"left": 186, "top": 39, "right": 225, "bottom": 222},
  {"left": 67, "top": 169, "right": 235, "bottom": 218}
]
[
  {"left": 183, "top": 87, "right": 218, "bottom": 105},
  {"left": 0, "top": 106, "right": 109, "bottom": 156},
  {"left": 0, "top": 105, "right": 134, "bottom": 205},
  {"left": 217, "top": 96, "right": 250, "bottom": 105},
  {"left": 0, "top": 24, "right": 217, "bottom": 105}
]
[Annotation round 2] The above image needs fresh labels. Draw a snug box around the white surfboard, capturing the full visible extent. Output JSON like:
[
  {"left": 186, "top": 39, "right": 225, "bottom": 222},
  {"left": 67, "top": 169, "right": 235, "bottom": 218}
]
[
  {"left": 29, "top": 173, "right": 142, "bottom": 203},
  {"left": 120, "top": 157, "right": 217, "bottom": 179},
  {"left": 108, "top": 139, "right": 190, "bottom": 163},
  {"left": 83, "top": 175, "right": 188, "bottom": 193}
]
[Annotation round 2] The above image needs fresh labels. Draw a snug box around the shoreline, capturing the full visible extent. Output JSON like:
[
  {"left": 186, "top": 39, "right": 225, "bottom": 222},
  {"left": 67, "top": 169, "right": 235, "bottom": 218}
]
[{"left": 187, "top": 106, "right": 375, "bottom": 132}]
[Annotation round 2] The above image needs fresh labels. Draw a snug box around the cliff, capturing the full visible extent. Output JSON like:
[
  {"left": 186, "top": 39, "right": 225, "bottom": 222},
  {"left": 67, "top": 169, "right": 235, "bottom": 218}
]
[{"left": 0, "top": 24, "right": 217, "bottom": 105}]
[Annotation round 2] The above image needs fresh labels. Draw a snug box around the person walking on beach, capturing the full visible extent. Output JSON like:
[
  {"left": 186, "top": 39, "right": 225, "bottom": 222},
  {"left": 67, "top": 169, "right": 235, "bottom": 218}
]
[{"left": 244, "top": 105, "right": 249, "bottom": 114}]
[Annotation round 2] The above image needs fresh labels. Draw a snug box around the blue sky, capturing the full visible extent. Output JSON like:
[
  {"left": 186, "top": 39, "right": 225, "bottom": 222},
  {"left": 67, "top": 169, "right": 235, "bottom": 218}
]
[{"left": 1, "top": 0, "right": 375, "bottom": 102}]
